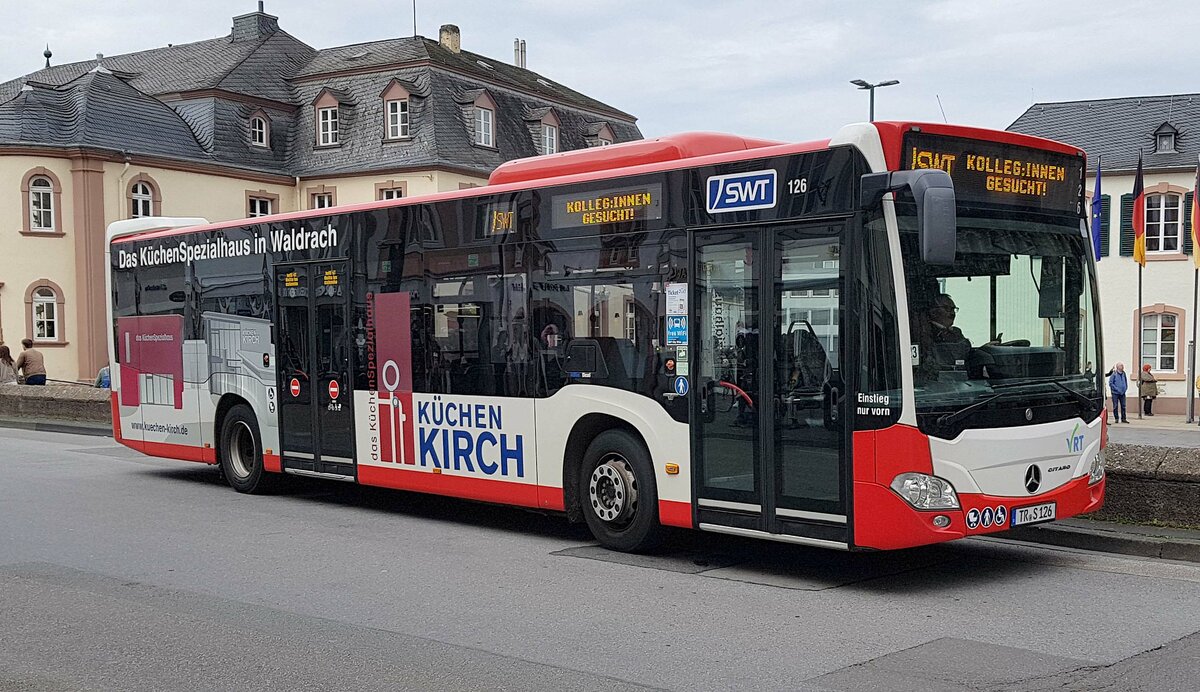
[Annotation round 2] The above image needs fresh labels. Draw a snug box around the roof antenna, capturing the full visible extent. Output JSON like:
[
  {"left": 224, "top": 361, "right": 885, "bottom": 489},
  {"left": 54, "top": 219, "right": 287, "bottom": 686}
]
[
  {"left": 43, "top": 44, "right": 52, "bottom": 68},
  {"left": 936, "top": 94, "right": 948, "bottom": 123}
]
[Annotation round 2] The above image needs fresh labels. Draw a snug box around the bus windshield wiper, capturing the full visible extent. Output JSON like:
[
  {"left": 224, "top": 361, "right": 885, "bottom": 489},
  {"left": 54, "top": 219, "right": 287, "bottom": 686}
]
[
  {"left": 936, "top": 390, "right": 1013, "bottom": 429},
  {"left": 992, "top": 378, "right": 1096, "bottom": 412}
]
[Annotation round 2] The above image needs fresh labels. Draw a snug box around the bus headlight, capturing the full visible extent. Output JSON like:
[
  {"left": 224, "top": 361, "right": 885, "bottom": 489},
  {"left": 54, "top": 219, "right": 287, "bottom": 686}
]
[
  {"left": 1088, "top": 451, "right": 1105, "bottom": 485},
  {"left": 890, "top": 472, "right": 960, "bottom": 510}
]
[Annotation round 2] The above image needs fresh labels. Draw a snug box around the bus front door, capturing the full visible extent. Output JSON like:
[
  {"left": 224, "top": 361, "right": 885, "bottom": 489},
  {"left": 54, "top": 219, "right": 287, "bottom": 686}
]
[
  {"left": 275, "top": 261, "right": 356, "bottom": 480},
  {"left": 692, "top": 226, "right": 848, "bottom": 547}
]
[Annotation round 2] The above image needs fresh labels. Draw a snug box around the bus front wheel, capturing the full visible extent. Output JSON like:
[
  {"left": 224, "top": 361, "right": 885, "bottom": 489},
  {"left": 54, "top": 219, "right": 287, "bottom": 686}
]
[
  {"left": 579, "top": 430, "right": 665, "bottom": 553},
  {"left": 219, "top": 404, "right": 274, "bottom": 494}
]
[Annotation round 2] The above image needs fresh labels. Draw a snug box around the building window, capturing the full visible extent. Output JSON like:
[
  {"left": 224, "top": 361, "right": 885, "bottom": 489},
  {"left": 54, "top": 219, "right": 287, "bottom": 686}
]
[
  {"left": 1145, "top": 193, "right": 1182, "bottom": 253},
  {"left": 386, "top": 99, "right": 410, "bottom": 139},
  {"left": 598, "top": 137, "right": 613, "bottom": 147},
  {"left": 29, "top": 176, "right": 54, "bottom": 230},
  {"left": 248, "top": 197, "right": 272, "bottom": 217},
  {"left": 250, "top": 116, "right": 269, "bottom": 147},
  {"left": 380, "top": 188, "right": 403, "bottom": 200},
  {"left": 33, "top": 287, "right": 58, "bottom": 340},
  {"left": 475, "top": 106, "right": 494, "bottom": 147},
  {"left": 1157, "top": 132, "right": 1176, "bottom": 153},
  {"left": 1142, "top": 312, "right": 1178, "bottom": 372},
  {"left": 318, "top": 107, "right": 339, "bottom": 146},
  {"left": 542, "top": 123, "right": 558, "bottom": 154},
  {"left": 312, "top": 193, "right": 333, "bottom": 209},
  {"left": 131, "top": 182, "right": 154, "bottom": 218}
]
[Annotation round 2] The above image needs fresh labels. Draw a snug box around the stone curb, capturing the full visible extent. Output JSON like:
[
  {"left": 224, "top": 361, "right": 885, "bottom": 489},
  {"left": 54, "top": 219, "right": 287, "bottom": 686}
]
[
  {"left": 1000, "top": 521, "right": 1200, "bottom": 563},
  {"left": 0, "top": 417, "right": 112, "bottom": 437}
]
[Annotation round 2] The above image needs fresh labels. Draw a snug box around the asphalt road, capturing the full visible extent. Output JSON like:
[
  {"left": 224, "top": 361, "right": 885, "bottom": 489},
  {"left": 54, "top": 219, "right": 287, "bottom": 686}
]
[{"left": 3, "top": 427, "right": 1200, "bottom": 691}]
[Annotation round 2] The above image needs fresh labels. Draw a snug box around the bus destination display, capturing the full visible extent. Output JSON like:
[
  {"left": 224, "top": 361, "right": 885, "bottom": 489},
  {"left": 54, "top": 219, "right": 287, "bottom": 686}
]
[
  {"left": 902, "top": 132, "right": 1082, "bottom": 213},
  {"left": 551, "top": 183, "right": 662, "bottom": 229}
]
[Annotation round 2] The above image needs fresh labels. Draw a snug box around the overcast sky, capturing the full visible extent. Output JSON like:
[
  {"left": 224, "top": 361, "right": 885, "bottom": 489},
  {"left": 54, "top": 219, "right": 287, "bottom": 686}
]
[{"left": 3, "top": 1, "right": 1197, "bottom": 142}]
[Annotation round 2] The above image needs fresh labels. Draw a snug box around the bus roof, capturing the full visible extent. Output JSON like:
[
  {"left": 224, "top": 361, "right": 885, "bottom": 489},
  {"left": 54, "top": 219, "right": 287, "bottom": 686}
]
[{"left": 110, "top": 122, "right": 1082, "bottom": 246}]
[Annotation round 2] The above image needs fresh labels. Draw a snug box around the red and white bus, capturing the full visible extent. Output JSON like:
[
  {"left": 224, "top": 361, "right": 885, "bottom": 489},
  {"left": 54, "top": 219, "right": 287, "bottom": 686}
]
[{"left": 106, "top": 121, "right": 1106, "bottom": 552}]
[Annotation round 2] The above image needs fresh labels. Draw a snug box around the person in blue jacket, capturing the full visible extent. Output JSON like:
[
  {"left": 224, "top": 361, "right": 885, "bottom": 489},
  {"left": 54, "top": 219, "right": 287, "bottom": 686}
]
[{"left": 1107, "top": 362, "right": 1128, "bottom": 423}]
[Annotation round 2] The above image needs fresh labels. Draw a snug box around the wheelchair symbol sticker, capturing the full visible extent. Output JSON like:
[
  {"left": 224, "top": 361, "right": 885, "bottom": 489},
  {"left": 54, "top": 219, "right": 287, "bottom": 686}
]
[{"left": 674, "top": 376, "right": 689, "bottom": 396}]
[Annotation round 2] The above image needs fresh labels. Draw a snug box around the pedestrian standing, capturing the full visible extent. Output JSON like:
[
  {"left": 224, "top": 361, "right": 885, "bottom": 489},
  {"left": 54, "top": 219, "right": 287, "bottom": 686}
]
[
  {"left": 1139, "top": 364, "right": 1157, "bottom": 416},
  {"left": 14, "top": 338, "right": 47, "bottom": 386},
  {"left": 0, "top": 345, "right": 19, "bottom": 385},
  {"left": 1107, "top": 362, "right": 1128, "bottom": 423}
]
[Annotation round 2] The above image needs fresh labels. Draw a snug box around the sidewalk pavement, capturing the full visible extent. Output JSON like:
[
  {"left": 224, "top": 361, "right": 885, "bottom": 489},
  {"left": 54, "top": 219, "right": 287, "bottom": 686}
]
[
  {"left": 1000, "top": 517, "right": 1200, "bottom": 563},
  {"left": 0, "top": 416, "right": 112, "bottom": 437},
  {"left": 1106, "top": 412, "right": 1200, "bottom": 448}
]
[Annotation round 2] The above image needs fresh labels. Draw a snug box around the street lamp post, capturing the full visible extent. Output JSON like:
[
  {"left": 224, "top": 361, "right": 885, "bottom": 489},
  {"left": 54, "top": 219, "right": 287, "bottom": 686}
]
[{"left": 850, "top": 79, "right": 900, "bottom": 121}]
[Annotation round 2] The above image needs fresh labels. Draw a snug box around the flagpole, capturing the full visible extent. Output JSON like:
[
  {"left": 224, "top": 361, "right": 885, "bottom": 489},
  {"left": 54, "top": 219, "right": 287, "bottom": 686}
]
[
  {"left": 1138, "top": 265, "right": 1143, "bottom": 419},
  {"left": 1190, "top": 266, "right": 1197, "bottom": 422}
]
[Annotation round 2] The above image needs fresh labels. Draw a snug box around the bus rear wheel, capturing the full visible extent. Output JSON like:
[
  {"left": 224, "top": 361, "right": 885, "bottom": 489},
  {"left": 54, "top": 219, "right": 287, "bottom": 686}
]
[
  {"left": 219, "top": 404, "right": 274, "bottom": 494},
  {"left": 579, "top": 430, "right": 665, "bottom": 553}
]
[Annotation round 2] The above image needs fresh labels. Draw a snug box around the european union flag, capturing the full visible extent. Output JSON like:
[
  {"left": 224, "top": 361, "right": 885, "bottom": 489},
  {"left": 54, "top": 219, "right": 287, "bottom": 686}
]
[{"left": 1090, "top": 157, "right": 1103, "bottom": 262}]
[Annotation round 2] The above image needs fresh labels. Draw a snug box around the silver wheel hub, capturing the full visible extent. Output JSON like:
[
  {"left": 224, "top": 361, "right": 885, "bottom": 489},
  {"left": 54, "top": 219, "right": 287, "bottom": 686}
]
[
  {"left": 589, "top": 455, "right": 637, "bottom": 523},
  {"left": 229, "top": 421, "right": 255, "bottom": 480}
]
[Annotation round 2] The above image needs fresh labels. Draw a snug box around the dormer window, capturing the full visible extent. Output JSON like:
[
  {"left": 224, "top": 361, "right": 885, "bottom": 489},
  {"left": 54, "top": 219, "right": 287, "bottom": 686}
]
[
  {"left": 250, "top": 117, "right": 267, "bottom": 146},
  {"left": 475, "top": 106, "right": 493, "bottom": 147},
  {"left": 313, "top": 88, "right": 352, "bottom": 148},
  {"left": 249, "top": 111, "right": 270, "bottom": 148},
  {"left": 586, "top": 122, "right": 616, "bottom": 148},
  {"left": 380, "top": 79, "right": 414, "bottom": 141},
  {"left": 1154, "top": 122, "right": 1179, "bottom": 153},
  {"left": 542, "top": 123, "right": 558, "bottom": 154},
  {"left": 319, "top": 107, "right": 339, "bottom": 146}
]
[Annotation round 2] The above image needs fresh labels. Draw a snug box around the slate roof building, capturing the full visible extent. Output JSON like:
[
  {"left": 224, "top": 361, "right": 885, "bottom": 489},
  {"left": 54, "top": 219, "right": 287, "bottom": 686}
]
[
  {"left": 1010, "top": 94, "right": 1200, "bottom": 413},
  {"left": 0, "top": 6, "right": 641, "bottom": 381}
]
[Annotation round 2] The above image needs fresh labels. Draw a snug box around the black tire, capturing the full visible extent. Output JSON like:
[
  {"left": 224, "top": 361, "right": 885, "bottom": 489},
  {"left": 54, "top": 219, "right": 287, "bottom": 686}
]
[
  {"left": 218, "top": 404, "right": 274, "bottom": 494},
  {"left": 579, "top": 430, "right": 666, "bottom": 553}
]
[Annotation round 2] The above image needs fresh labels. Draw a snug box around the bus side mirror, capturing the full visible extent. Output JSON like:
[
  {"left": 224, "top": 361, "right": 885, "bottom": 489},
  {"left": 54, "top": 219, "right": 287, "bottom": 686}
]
[{"left": 861, "top": 169, "right": 957, "bottom": 264}]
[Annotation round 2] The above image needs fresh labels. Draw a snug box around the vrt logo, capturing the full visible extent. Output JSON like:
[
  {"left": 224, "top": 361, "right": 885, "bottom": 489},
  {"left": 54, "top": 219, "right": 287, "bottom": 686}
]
[{"left": 1066, "top": 423, "right": 1085, "bottom": 453}]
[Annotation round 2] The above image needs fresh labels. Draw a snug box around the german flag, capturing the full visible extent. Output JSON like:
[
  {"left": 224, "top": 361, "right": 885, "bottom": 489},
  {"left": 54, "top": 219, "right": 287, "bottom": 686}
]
[
  {"left": 1132, "top": 153, "right": 1146, "bottom": 267},
  {"left": 1193, "top": 155, "right": 1200, "bottom": 269}
]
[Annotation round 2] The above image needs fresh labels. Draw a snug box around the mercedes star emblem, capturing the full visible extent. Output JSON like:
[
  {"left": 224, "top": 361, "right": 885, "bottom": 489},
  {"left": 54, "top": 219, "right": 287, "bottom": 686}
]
[
  {"left": 1024, "top": 464, "right": 1042, "bottom": 494},
  {"left": 1025, "top": 408, "right": 1034, "bottom": 421}
]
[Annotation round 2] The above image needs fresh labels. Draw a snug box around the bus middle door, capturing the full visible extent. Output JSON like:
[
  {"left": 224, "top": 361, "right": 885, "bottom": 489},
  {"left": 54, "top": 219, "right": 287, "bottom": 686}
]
[{"left": 275, "top": 260, "right": 356, "bottom": 480}]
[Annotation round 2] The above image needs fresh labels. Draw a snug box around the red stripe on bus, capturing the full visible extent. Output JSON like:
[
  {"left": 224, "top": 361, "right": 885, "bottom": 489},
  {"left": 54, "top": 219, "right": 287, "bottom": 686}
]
[
  {"left": 357, "top": 465, "right": 542, "bottom": 509},
  {"left": 109, "top": 392, "right": 123, "bottom": 442},
  {"left": 658, "top": 499, "right": 693, "bottom": 528},
  {"left": 121, "top": 438, "right": 217, "bottom": 464}
]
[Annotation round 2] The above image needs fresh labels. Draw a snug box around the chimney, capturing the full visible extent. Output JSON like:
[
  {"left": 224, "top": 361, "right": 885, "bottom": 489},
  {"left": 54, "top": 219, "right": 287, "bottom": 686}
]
[
  {"left": 513, "top": 39, "right": 526, "bottom": 68},
  {"left": 439, "top": 24, "right": 461, "bottom": 53},
  {"left": 232, "top": 3, "right": 280, "bottom": 42}
]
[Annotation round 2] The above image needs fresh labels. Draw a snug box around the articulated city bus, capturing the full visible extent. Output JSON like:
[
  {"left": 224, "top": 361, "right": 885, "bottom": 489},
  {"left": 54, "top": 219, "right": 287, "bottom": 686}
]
[{"left": 106, "top": 121, "right": 1106, "bottom": 552}]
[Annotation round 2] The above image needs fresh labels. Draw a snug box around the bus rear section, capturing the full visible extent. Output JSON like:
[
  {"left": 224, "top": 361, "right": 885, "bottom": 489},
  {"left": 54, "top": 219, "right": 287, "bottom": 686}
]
[{"left": 106, "top": 123, "right": 1105, "bottom": 554}]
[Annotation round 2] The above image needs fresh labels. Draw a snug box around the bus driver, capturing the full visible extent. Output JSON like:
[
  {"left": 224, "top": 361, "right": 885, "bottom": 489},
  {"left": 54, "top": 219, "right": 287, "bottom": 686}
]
[{"left": 916, "top": 293, "right": 972, "bottom": 378}]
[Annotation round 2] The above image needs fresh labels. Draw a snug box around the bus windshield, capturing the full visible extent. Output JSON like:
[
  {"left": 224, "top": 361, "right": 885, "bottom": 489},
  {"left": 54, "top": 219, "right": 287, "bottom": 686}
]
[{"left": 897, "top": 203, "right": 1103, "bottom": 437}]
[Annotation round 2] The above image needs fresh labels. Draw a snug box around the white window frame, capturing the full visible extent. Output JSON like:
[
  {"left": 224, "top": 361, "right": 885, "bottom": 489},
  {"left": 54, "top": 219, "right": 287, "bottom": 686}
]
[
  {"left": 318, "top": 107, "right": 339, "bottom": 146},
  {"left": 474, "top": 106, "right": 494, "bottom": 147},
  {"left": 312, "top": 193, "right": 334, "bottom": 209},
  {"left": 248, "top": 197, "right": 272, "bottom": 217},
  {"left": 380, "top": 188, "right": 404, "bottom": 200},
  {"left": 131, "top": 181, "right": 154, "bottom": 218},
  {"left": 1157, "top": 132, "right": 1176, "bottom": 153},
  {"left": 1141, "top": 312, "right": 1178, "bottom": 372},
  {"left": 33, "top": 287, "right": 58, "bottom": 340},
  {"left": 386, "top": 99, "right": 410, "bottom": 139},
  {"left": 542, "top": 123, "right": 558, "bottom": 154},
  {"left": 598, "top": 137, "right": 613, "bottom": 146},
  {"left": 29, "top": 176, "right": 54, "bottom": 230},
  {"left": 250, "top": 116, "right": 268, "bottom": 147},
  {"left": 1145, "top": 193, "right": 1182, "bottom": 253}
]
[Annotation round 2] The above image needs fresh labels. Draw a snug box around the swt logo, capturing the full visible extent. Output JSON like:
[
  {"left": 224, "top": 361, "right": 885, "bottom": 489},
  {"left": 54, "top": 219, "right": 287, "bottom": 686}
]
[
  {"left": 1066, "top": 423, "right": 1085, "bottom": 453},
  {"left": 706, "top": 170, "right": 777, "bottom": 214}
]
